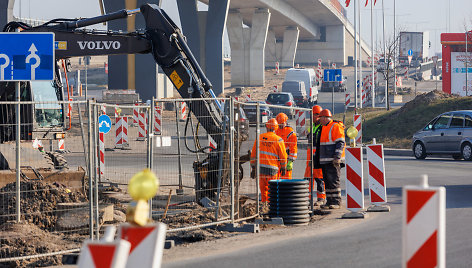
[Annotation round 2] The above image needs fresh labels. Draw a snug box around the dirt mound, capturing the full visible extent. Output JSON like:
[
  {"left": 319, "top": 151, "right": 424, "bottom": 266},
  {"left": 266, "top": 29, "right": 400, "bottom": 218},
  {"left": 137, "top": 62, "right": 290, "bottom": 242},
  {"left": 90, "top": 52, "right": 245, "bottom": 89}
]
[
  {"left": 0, "top": 180, "right": 88, "bottom": 230},
  {"left": 396, "top": 90, "right": 456, "bottom": 115},
  {"left": 0, "top": 222, "right": 80, "bottom": 267}
]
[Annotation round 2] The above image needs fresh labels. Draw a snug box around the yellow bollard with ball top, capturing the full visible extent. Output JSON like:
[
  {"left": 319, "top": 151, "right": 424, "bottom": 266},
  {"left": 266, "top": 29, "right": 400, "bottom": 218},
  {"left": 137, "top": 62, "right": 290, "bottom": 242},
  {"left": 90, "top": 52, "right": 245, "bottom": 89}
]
[
  {"left": 346, "top": 126, "right": 359, "bottom": 147},
  {"left": 126, "top": 168, "right": 159, "bottom": 226}
]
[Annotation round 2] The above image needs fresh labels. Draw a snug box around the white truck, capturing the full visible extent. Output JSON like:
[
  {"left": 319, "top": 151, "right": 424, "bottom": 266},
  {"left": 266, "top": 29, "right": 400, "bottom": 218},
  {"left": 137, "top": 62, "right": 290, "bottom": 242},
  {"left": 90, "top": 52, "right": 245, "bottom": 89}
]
[
  {"left": 284, "top": 68, "right": 319, "bottom": 106},
  {"left": 398, "top": 31, "right": 430, "bottom": 67}
]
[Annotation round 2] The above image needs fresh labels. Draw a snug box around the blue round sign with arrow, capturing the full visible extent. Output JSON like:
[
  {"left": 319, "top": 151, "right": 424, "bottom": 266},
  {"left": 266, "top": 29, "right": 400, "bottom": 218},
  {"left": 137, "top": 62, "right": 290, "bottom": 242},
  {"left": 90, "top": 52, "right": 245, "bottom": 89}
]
[
  {"left": 408, "top": 49, "right": 413, "bottom": 56},
  {"left": 98, "top": 114, "right": 112, "bottom": 134}
]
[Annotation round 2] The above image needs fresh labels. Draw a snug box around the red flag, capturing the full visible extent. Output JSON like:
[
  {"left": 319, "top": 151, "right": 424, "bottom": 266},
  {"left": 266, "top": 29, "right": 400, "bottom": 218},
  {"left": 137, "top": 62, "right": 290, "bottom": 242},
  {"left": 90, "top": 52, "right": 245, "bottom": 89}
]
[
  {"left": 374, "top": 0, "right": 377, "bottom": 5},
  {"left": 365, "top": 0, "right": 369, "bottom": 7},
  {"left": 346, "top": 0, "right": 351, "bottom": 7}
]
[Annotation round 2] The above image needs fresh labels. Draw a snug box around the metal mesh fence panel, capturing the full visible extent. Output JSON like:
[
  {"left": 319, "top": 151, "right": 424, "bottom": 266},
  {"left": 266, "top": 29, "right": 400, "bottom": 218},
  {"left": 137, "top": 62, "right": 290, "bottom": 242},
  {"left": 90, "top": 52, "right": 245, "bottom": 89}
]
[
  {"left": 0, "top": 100, "right": 91, "bottom": 266},
  {"left": 151, "top": 98, "right": 234, "bottom": 230}
]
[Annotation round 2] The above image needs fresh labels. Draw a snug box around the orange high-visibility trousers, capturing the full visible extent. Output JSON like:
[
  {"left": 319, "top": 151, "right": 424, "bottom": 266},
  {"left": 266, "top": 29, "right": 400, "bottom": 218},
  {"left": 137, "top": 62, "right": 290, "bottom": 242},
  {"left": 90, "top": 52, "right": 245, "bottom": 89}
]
[
  {"left": 304, "top": 148, "right": 325, "bottom": 199},
  {"left": 260, "top": 174, "right": 279, "bottom": 202},
  {"left": 279, "top": 169, "right": 292, "bottom": 180}
]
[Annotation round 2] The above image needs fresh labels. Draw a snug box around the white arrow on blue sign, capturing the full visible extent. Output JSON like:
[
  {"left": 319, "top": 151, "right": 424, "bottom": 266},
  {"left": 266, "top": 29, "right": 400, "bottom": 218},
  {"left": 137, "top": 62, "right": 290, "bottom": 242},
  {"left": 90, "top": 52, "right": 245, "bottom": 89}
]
[
  {"left": 98, "top": 114, "right": 112, "bottom": 134},
  {"left": 0, "top": 33, "right": 55, "bottom": 81},
  {"left": 408, "top": 49, "right": 413, "bottom": 56},
  {"left": 324, "top": 69, "right": 342, "bottom": 82}
]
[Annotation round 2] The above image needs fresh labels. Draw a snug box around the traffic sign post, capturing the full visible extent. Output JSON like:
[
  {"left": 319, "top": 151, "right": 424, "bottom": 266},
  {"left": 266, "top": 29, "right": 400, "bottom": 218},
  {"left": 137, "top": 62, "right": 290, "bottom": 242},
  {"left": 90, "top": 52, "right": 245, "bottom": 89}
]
[
  {"left": 323, "top": 69, "right": 343, "bottom": 114},
  {"left": 0, "top": 32, "right": 55, "bottom": 223},
  {"left": 408, "top": 49, "right": 413, "bottom": 66}
]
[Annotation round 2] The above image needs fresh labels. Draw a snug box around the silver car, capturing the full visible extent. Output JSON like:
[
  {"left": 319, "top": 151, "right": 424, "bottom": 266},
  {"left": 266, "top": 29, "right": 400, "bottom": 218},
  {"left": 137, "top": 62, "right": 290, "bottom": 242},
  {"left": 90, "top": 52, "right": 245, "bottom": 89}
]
[{"left": 412, "top": 110, "right": 472, "bottom": 160}]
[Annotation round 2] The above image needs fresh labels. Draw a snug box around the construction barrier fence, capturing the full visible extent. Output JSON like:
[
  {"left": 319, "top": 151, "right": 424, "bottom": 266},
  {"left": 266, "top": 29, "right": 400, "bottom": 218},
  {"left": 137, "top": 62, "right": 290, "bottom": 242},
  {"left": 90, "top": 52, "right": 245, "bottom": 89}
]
[{"left": 0, "top": 97, "right": 315, "bottom": 265}]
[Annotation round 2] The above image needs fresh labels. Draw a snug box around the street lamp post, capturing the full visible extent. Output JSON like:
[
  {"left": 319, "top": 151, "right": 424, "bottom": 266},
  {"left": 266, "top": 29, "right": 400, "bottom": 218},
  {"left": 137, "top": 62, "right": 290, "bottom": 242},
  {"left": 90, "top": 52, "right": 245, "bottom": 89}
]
[{"left": 466, "top": 31, "right": 469, "bottom": 96}]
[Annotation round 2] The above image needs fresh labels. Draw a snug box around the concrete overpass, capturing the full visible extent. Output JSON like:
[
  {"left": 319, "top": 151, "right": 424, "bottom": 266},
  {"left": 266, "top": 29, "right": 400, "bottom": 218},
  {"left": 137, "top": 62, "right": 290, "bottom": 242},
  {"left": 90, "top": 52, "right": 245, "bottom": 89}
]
[{"left": 196, "top": 0, "right": 372, "bottom": 87}]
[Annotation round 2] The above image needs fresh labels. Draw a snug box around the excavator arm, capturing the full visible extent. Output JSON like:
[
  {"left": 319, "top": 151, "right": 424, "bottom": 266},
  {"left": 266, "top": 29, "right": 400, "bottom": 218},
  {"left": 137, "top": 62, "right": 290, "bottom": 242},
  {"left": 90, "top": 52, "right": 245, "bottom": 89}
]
[{"left": 4, "top": 3, "right": 225, "bottom": 148}]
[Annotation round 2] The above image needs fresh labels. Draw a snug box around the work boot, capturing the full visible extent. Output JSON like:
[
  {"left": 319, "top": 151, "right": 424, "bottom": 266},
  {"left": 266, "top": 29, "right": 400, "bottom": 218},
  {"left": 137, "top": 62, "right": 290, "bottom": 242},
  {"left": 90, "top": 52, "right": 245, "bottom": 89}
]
[
  {"left": 329, "top": 204, "right": 341, "bottom": 209},
  {"left": 315, "top": 198, "right": 326, "bottom": 206},
  {"left": 320, "top": 203, "right": 330, "bottom": 209}
]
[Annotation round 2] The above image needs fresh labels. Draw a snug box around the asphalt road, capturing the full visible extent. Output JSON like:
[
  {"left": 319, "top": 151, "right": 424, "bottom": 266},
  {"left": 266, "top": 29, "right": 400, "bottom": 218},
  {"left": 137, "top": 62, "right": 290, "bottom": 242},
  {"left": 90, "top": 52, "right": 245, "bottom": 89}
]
[{"left": 163, "top": 156, "right": 472, "bottom": 268}]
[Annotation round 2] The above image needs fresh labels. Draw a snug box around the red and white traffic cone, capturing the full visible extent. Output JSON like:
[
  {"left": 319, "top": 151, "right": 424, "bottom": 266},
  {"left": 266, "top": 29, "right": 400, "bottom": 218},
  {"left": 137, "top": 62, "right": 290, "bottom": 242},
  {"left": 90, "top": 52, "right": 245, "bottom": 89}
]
[
  {"left": 403, "top": 175, "right": 445, "bottom": 268},
  {"left": 342, "top": 147, "right": 367, "bottom": 218},
  {"left": 58, "top": 139, "right": 65, "bottom": 152},
  {"left": 366, "top": 144, "right": 390, "bottom": 212}
]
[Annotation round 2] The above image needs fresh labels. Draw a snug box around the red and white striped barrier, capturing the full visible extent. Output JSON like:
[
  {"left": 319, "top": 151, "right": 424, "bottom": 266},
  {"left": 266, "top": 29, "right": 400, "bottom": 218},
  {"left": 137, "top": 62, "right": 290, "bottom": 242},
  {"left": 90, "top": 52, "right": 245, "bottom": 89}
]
[
  {"left": 332, "top": 63, "right": 336, "bottom": 69},
  {"left": 58, "top": 139, "right": 65, "bottom": 152},
  {"left": 396, "top": 76, "right": 403, "bottom": 87},
  {"left": 366, "top": 144, "right": 387, "bottom": 205},
  {"left": 115, "top": 117, "right": 129, "bottom": 149},
  {"left": 133, "top": 103, "right": 139, "bottom": 125},
  {"left": 353, "top": 114, "right": 362, "bottom": 145},
  {"left": 245, "top": 94, "right": 251, "bottom": 102},
  {"left": 154, "top": 104, "right": 162, "bottom": 135},
  {"left": 99, "top": 132, "right": 105, "bottom": 176},
  {"left": 101, "top": 105, "right": 106, "bottom": 115},
  {"left": 114, "top": 106, "right": 119, "bottom": 118},
  {"left": 180, "top": 102, "right": 188, "bottom": 121},
  {"left": 275, "top": 62, "right": 279, "bottom": 75},
  {"left": 77, "top": 240, "right": 131, "bottom": 268},
  {"left": 273, "top": 85, "right": 278, "bottom": 92},
  {"left": 295, "top": 110, "right": 307, "bottom": 137},
  {"left": 316, "top": 59, "right": 322, "bottom": 84},
  {"left": 345, "top": 147, "right": 364, "bottom": 212},
  {"left": 403, "top": 175, "right": 445, "bottom": 268},
  {"left": 367, "top": 56, "right": 372, "bottom": 66},
  {"left": 137, "top": 112, "right": 147, "bottom": 141},
  {"left": 208, "top": 135, "right": 217, "bottom": 151},
  {"left": 119, "top": 223, "right": 167, "bottom": 268},
  {"left": 345, "top": 93, "right": 351, "bottom": 109}
]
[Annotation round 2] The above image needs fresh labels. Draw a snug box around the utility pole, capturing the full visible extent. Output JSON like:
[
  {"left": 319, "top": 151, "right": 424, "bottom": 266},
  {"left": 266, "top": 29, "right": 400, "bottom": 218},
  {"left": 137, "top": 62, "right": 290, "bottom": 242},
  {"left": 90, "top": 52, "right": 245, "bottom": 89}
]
[
  {"left": 382, "top": 0, "right": 388, "bottom": 109},
  {"left": 354, "top": 0, "right": 358, "bottom": 110},
  {"left": 371, "top": 0, "right": 375, "bottom": 108},
  {"left": 393, "top": 0, "right": 397, "bottom": 95}
]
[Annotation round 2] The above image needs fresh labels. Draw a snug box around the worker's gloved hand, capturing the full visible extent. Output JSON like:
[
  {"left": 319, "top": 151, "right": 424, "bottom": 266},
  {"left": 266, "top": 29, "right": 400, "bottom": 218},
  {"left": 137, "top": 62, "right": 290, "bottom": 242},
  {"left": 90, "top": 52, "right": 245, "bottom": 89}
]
[
  {"left": 280, "top": 167, "right": 287, "bottom": 176},
  {"left": 286, "top": 160, "right": 293, "bottom": 171},
  {"left": 332, "top": 159, "right": 341, "bottom": 167}
]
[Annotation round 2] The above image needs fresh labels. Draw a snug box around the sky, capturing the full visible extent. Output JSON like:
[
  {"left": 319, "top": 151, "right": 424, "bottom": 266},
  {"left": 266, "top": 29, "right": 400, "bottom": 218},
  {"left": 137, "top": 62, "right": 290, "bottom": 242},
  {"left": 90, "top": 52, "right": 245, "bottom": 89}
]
[{"left": 12, "top": 0, "right": 472, "bottom": 56}]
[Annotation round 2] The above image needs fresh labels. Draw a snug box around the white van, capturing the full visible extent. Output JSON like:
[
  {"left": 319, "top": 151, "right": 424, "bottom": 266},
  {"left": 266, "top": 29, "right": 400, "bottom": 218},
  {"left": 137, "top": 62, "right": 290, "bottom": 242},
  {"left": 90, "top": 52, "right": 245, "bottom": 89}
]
[{"left": 284, "top": 68, "right": 319, "bottom": 105}]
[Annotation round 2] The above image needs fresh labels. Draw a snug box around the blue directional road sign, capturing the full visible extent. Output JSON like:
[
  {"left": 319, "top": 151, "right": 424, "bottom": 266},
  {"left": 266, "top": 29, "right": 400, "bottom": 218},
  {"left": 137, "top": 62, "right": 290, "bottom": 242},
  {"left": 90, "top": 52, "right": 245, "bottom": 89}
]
[
  {"left": 0, "top": 33, "right": 54, "bottom": 81},
  {"left": 324, "top": 69, "right": 342, "bottom": 82},
  {"left": 408, "top": 49, "right": 413, "bottom": 56},
  {"left": 98, "top": 115, "right": 112, "bottom": 134}
]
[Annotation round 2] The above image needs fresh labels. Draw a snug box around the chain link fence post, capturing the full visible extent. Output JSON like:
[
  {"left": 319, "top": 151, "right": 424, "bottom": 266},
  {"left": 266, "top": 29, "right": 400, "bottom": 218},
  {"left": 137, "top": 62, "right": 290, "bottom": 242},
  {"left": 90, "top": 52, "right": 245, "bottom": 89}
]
[
  {"left": 256, "top": 102, "right": 261, "bottom": 215},
  {"left": 86, "top": 99, "right": 94, "bottom": 240},
  {"left": 229, "top": 98, "right": 235, "bottom": 223}
]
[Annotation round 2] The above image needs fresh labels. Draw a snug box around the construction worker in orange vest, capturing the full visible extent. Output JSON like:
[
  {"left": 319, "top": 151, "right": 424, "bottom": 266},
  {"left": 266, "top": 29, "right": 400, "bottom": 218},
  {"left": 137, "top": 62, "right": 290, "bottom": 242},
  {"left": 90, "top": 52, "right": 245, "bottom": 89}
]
[
  {"left": 304, "top": 105, "right": 326, "bottom": 205},
  {"left": 250, "top": 118, "right": 288, "bottom": 203},
  {"left": 275, "top": 113, "right": 297, "bottom": 179},
  {"left": 317, "top": 109, "right": 345, "bottom": 209}
]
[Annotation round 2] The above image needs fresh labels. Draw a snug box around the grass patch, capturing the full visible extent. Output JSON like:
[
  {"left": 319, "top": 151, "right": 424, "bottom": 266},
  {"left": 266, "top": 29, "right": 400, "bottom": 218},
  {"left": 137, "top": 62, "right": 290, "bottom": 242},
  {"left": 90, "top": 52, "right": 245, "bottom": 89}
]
[{"left": 333, "top": 92, "right": 472, "bottom": 148}]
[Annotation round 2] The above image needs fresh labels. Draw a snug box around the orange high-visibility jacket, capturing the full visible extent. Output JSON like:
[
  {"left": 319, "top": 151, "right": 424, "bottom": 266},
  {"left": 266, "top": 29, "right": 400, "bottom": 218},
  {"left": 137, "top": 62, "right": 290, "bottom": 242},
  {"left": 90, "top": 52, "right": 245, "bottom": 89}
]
[
  {"left": 319, "top": 120, "right": 345, "bottom": 164},
  {"left": 251, "top": 132, "right": 288, "bottom": 176},
  {"left": 276, "top": 126, "right": 298, "bottom": 161}
]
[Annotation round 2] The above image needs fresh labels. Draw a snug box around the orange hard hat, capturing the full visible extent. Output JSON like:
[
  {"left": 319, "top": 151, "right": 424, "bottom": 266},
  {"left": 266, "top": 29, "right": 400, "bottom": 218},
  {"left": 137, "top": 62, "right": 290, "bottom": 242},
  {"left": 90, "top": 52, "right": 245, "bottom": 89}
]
[
  {"left": 276, "top": 113, "right": 288, "bottom": 124},
  {"left": 312, "top": 105, "right": 322, "bottom": 115},
  {"left": 320, "top": 109, "right": 332, "bottom": 117},
  {"left": 266, "top": 118, "right": 279, "bottom": 131}
]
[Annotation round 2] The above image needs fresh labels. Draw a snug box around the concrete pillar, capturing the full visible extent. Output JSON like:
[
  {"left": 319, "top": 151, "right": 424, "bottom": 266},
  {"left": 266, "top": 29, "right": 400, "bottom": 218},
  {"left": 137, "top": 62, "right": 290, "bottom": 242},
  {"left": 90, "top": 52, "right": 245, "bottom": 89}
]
[
  {"left": 177, "top": 0, "right": 229, "bottom": 96},
  {"left": 0, "top": 0, "right": 14, "bottom": 31},
  {"left": 227, "top": 9, "right": 270, "bottom": 87},
  {"left": 103, "top": 0, "right": 161, "bottom": 102},
  {"left": 280, "top": 26, "right": 299, "bottom": 68}
]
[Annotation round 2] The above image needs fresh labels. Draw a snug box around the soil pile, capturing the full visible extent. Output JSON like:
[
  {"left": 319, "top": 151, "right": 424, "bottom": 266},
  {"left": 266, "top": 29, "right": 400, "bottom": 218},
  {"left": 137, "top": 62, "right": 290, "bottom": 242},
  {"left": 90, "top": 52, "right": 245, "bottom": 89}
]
[
  {"left": 395, "top": 90, "right": 456, "bottom": 116},
  {"left": 0, "top": 180, "right": 87, "bottom": 229}
]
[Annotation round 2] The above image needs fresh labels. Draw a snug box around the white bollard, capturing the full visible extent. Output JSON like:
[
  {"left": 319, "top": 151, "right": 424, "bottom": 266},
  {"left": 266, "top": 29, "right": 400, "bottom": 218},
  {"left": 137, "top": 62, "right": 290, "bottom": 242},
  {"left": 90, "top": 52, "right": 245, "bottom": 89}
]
[{"left": 402, "top": 175, "right": 445, "bottom": 268}]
